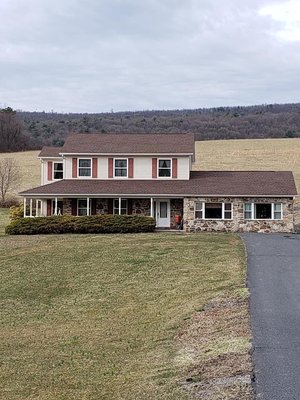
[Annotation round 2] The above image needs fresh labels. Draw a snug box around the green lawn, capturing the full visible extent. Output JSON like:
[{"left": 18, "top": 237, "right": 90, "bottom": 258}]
[{"left": 0, "top": 223, "right": 249, "bottom": 399}]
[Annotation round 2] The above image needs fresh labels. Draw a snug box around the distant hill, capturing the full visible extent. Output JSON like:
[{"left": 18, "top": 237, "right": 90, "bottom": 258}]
[{"left": 16, "top": 103, "right": 300, "bottom": 149}]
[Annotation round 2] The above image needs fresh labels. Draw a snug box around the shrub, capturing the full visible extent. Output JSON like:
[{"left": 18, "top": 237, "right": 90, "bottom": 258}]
[
  {"left": 9, "top": 204, "right": 24, "bottom": 221},
  {"left": 0, "top": 196, "right": 20, "bottom": 208},
  {"left": 5, "top": 215, "right": 156, "bottom": 235}
]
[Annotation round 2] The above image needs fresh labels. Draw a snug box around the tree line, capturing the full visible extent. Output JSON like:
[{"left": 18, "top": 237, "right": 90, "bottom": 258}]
[{"left": 1, "top": 103, "right": 300, "bottom": 152}]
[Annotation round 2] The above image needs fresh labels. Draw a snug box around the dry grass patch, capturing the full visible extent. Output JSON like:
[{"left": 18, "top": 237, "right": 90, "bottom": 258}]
[
  {"left": 176, "top": 293, "right": 253, "bottom": 399},
  {"left": 0, "top": 232, "right": 251, "bottom": 400},
  {"left": 0, "top": 150, "right": 40, "bottom": 196}
]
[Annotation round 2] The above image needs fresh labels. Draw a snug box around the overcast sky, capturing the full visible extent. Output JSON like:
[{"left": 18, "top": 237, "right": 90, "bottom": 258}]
[{"left": 0, "top": 0, "right": 300, "bottom": 113}]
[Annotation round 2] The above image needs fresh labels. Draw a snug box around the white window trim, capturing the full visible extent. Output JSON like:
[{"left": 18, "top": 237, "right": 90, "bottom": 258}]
[
  {"left": 113, "top": 198, "right": 128, "bottom": 215},
  {"left": 78, "top": 158, "right": 92, "bottom": 178},
  {"left": 113, "top": 158, "right": 128, "bottom": 179},
  {"left": 53, "top": 162, "right": 64, "bottom": 180},
  {"left": 77, "top": 198, "right": 91, "bottom": 216},
  {"left": 222, "top": 202, "right": 233, "bottom": 220},
  {"left": 194, "top": 202, "right": 233, "bottom": 220},
  {"left": 157, "top": 158, "right": 172, "bottom": 179},
  {"left": 273, "top": 203, "right": 283, "bottom": 220},
  {"left": 243, "top": 202, "right": 283, "bottom": 220}
]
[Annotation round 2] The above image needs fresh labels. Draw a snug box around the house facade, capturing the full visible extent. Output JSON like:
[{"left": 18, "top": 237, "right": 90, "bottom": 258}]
[{"left": 20, "top": 133, "right": 297, "bottom": 233}]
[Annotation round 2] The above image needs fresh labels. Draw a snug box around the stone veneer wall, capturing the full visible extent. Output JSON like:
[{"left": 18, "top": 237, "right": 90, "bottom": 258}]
[
  {"left": 132, "top": 199, "right": 151, "bottom": 216},
  {"left": 184, "top": 197, "right": 295, "bottom": 233}
]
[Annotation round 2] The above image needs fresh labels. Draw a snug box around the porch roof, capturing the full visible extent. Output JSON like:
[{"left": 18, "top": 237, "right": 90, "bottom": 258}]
[{"left": 19, "top": 171, "right": 297, "bottom": 197}]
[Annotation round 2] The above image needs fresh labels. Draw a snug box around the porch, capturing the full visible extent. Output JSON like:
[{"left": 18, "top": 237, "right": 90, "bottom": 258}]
[{"left": 23, "top": 197, "right": 184, "bottom": 229}]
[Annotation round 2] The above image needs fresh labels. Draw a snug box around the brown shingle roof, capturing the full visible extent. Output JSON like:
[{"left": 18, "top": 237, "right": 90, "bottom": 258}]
[
  {"left": 60, "top": 133, "right": 195, "bottom": 154},
  {"left": 19, "top": 171, "right": 297, "bottom": 197},
  {"left": 39, "top": 146, "right": 62, "bottom": 158}
]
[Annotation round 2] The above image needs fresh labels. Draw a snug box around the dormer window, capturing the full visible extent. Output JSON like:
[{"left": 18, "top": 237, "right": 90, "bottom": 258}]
[
  {"left": 158, "top": 159, "right": 171, "bottom": 177},
  {"left": 53, "top": 162, "right": 63, "bottom": 180},
  {"left": 114, "top": 159, "right": 128, "bottom": 177},
  {"left": 78, "top": 159, "right": 91, "bottom": 177}
]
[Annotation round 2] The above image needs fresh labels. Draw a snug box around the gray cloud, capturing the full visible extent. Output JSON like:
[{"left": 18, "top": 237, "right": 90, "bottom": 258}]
[{"left": 0, "top": 0, "right": 299, "bottom": 112}]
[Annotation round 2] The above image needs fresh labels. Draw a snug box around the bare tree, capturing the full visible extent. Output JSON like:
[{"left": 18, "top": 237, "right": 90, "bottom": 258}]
[
  {"left": 0, "top": 158, "right": 20, "bottom": 202},
  {"left": 0, "top": 107, "right": 28, "bottom": 152}
]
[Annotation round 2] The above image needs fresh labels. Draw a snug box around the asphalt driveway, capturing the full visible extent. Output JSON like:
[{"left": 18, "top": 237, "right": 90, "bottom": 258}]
[{"left": 242, "top": 233, "right": 300, "bottom": 400}]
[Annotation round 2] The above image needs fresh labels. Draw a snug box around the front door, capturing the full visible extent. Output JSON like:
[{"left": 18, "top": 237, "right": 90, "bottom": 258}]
[{"left": 156, "top": 199, "right": 170, "bottom": 228}]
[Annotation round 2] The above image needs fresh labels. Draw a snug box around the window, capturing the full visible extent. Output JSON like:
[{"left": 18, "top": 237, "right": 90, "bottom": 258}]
[
  {"left": 244, "top": 203, "right": 282, "bottom": 220},
  {"left": 255, "top": 203, "right": 271, "bottom": 219},
  {"left": 273, "top": 203, "right": 282, "bottom": 220},
  {"left": 224, "top": 203, "right": 233, "bottom": 219},
  {"left": 78, "top": 159, "right": 91, "bottom": 177},
  {"left": 114, "top": 159, "right": 127, "bottom": 177},
  {"left": 158, "top": 159, "right": 171, "bottom": 177},
  {"left": 53, "top": 162, "right": 63, "bottom": 180},
  {"left": 244, "top": 203, "right": 253, "bottom": 220},
  {"left": 77, "top": 199, "right": 91, "bottom": 216},
  {"left": 205, "top": 202, "right": 222, "bottom": 219},
  {"left": 113, "top": 199, "right": 128, "bottom": 215},
  {"left": 195, "top": 202, "right": 204, "bottom": 219},
  {"left": 194, "top": 202, "right": 233, "bottom": 219}
]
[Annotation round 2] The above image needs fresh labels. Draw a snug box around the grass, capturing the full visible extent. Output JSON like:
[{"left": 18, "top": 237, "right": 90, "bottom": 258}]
[{"left": 0, "top": 230, "right": 251, "bottom": 400}]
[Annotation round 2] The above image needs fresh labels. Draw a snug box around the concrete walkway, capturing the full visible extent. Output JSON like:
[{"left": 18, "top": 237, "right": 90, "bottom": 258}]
[{"left": 242, "top": 233, "right": 300, "bottom": 400}]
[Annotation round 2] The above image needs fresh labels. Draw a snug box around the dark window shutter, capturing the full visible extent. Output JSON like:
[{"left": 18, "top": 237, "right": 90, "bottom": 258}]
[
  {"left": 48, "top": 161, "right": 53, "bottom": 181},
  {"left": 127, "top": 199, "right": 133, "bottom": 215},
  {"left": 47, "top": 199, "right": 52, "bottom": 216},
  {"left": 108, "top": 158, "right": 113, "bottom": 178},
  {"left": 91, "top": 199, "right": 97, "bottom": 215},
  {"left": 92, "top": 158, "right": 98, "bottom": 178},
  {"left": 72, "top": 158, "right": 78, "bottom": 178},
  {"left": 71, "top": 199, "right": 77, "bottom": 216},
  {"left": 108, "top": 199, "right": 113, "bottom": 214},
  {"left": 172, "top": 158, "right": 178, "bottom": 178},
  {"left": 128, "top": 158, "right": 134, "bottom": 178},
  {"left": 152, "top": 158, "right": 157, "bottom": 178}
]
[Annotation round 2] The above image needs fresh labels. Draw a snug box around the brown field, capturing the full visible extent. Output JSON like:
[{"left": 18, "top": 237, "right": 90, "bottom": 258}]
[
  {"left": 194, "top": 138, "right": 300, "bottom": 190},
  {"left": 1, "top": 139, "right": 300, "bottom": 200},
  {"left": 0, "top": 150, "right": 40, "bottom": 195},
  {"left": 195, "top": 138, "right": 300, "bottom": 224}
]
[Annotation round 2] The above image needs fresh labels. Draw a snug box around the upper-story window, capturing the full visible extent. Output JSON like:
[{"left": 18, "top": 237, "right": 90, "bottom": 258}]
[
  {"left": 53, "top": 162, "right": 63, "bottom": 180},
  {"left": 158, "top": 159, "right": 171, "bottom": 177},
  {"left": 114, "top": 159, "right": 128, "bottom": 177},
  {"left": 78, "top": 159, "right": 91, "bottom": 177}
]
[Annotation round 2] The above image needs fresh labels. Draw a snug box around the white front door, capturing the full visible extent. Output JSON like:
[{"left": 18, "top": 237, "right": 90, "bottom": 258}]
[{"left": 156, "top": 199, "right": 170, "bottom": 228}]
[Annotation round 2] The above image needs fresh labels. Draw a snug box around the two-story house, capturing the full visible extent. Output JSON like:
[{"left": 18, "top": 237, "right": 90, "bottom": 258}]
[{"left": 20, "top": 133, "right": 297, "bottom": 233}]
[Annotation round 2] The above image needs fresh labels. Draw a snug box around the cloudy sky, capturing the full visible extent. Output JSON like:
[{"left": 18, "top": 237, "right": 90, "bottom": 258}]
[{"left": 0, "top": 0, "right": 300, "bottom": 113}]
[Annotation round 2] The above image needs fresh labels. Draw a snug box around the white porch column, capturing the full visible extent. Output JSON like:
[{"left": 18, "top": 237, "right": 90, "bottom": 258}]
[
  {"left": 35, "top": 200, "right": 39, "bottom": 217},
  {"left": 23, "top": 198, "right": 26, "bottom": 217},
  {"left": 119, "top": 197, "right": 121, "bottom": 215},
  {"left": 150, "top": 197, "right": 154, "bottom": 217},
  {"left": 29, "top": 199, "right": 33, "bottom": 217},
  {"left": 87, "top": 197, "right": 90, "bottom": 216},
  {"left": 54, "top": 197, "right": 58, "bottom": 215}
]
